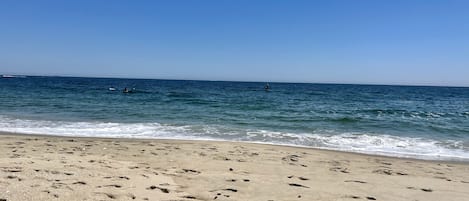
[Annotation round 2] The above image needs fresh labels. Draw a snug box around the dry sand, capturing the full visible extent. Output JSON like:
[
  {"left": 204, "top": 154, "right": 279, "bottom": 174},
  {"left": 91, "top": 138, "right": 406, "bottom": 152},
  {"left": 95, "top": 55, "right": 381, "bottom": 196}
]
[{"left": 1, "top": 132, "right": 468, "bottom": 201}]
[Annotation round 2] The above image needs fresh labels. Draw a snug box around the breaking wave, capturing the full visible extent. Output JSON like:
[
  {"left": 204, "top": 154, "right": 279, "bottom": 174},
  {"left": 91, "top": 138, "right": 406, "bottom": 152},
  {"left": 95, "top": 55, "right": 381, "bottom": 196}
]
[{"left": 1, "top": 115, "right": 468, "bottom": 161}]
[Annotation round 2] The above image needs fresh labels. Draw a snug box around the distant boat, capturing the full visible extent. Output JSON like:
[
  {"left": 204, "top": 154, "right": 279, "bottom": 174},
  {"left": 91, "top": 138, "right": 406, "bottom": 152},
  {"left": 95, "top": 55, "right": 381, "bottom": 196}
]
[
  {"left": 123, "top": 87, "right": 136, "bottom": 93},
  {"left": 2, "top": 75, "right": 15, "bottom": 78},
  {"left": 109, "top": 87, "right": 116, "bottom": 91}
]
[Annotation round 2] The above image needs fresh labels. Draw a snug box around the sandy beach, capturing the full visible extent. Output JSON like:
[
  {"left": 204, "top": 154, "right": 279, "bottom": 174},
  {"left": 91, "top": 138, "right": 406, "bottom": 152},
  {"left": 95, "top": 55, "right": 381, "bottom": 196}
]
[{"left": 1, "top": 132, "right": 468, "bottom": 201}]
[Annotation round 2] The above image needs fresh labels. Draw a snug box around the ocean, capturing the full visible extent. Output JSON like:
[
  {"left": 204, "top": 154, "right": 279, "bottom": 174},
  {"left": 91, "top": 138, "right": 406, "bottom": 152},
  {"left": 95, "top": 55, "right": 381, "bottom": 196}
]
[{"left": 1, "top": 76, "right": 469, "bottom": 161}]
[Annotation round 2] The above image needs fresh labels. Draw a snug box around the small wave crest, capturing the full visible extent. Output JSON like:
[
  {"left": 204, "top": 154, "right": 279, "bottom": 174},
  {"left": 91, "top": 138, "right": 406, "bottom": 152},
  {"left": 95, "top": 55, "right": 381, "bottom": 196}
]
[
  {"left": 0, "top": 116, "right": 200, "bottom": 140},
  {"left": 243, "top": 130, "right": 469, "bottom": 161},
  {"left": 1, "top": 115, "right": 468, "bottom": 161}
]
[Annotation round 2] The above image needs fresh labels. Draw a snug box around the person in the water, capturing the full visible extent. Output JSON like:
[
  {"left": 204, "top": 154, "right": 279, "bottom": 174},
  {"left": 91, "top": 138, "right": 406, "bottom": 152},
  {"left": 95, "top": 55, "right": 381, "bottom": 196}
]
[{"left": 264, "top": 83, "right": 270, "bottom": 91}]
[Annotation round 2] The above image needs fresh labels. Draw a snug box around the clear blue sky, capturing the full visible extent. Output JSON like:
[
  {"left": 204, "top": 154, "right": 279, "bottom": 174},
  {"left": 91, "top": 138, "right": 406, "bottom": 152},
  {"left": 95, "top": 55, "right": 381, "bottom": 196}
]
[{"left": 1, "top": 0, "right": 468, "bottom": 86}]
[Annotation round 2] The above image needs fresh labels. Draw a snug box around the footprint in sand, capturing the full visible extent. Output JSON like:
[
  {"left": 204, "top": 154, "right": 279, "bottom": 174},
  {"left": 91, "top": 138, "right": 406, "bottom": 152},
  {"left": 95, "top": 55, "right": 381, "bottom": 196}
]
[
  {"left": 407, "top": 186, "right": 433, "bottom": 192},
  {"left": 345, "top": 180, "right": 367, "bottom": 184},
  {"left": 147, "top": 185, "right": 170, "bottom": 193},
  {"left": 1, "top": 167, "right": 22, "bottom": 173},
  {"left": 213, "top": 192, "right": 232, "bottom": 200},
  {"left": 182, "top": 168, "right": 201, "bottom": 174},
  {"left": 224, "top": 188, "right": 238, "bottom": 192},
  {"left": 72, "top": 181, "right": 87, "bottom": 185},
  {"left": 103, "top": 184, "right": 122, "bottom": 188},
  {"left": 5, "top": 175, "right": 22, "bottom": 181},
  {"left": 288, "top": 183, "right": 309, "bottom": 188},
  {"left": 282, "top": 154, "right": 300, "bottom": 163},
  {"left": 287, "top": 175, "right": 309, "bottom": 181},
  {"left": 210, "top": 188, "right": 238, "bottom": 199},
  {"left": 373, "top": 168, "right": 407, "bottom": 176},
  {"left": 346, "top": 195, "right": 376, "bottom": 200},
  {"left": 434, "top": 176, "right": 452, "bottom": 181},
  {"left": 119, "top": 176, "right": 129, "bottom": 180},
  {"left": 329, "top": 167, "right": 349, "bottom": 173}
]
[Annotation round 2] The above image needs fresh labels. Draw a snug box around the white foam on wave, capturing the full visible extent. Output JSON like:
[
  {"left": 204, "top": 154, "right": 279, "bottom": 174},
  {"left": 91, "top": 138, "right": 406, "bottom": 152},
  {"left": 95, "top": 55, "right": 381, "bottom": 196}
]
[
  {"left": 244, "top": 131, "right": 469, "bottom": 161},
  {"left": 0, "top": 116, "right": 206, "bottom": 140},
  {"left": 1, "top": 115, "right": 468, "bottom": 161}
]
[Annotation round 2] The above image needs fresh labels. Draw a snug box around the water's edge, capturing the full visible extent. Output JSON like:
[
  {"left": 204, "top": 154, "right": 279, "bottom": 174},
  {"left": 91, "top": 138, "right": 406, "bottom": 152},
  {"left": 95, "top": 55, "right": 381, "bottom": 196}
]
[{"left": 2, "top": 130, "right": 468, "bottom": 163}]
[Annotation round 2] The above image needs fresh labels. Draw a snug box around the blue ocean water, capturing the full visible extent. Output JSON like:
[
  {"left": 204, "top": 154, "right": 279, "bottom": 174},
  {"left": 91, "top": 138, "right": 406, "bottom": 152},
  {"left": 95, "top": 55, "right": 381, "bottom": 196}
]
[{"left": 1, "top": 76, "right": 469, "bottom": 160}]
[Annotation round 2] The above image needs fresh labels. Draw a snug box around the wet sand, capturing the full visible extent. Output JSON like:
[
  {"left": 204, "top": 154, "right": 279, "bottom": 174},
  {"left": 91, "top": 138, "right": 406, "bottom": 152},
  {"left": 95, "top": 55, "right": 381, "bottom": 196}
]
[{"left": 1, "top": 132, "right": 468, "bottom": 201}]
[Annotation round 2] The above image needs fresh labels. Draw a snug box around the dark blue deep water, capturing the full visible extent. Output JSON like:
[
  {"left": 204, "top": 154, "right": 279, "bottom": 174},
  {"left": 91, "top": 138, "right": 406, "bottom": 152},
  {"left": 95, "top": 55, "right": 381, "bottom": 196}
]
[{"left": 1, "top": 76, "right": 469, "bottom": 160}]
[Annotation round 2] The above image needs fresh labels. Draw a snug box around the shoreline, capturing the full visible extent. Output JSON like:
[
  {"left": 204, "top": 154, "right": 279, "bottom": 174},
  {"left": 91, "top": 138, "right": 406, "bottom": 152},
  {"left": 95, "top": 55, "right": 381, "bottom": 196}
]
[
  {"left": 1, "top": 131, "right": 469, "bottom": 200},
  {"left": 1, "top": 131, "right": 468, "bottom": 164}
]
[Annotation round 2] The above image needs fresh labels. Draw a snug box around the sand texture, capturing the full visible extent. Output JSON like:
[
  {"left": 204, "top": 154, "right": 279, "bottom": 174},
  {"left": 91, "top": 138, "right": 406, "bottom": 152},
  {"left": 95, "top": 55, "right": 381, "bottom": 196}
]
[{"left": 1, "top": 132, "right": 468, "bottom": 201}]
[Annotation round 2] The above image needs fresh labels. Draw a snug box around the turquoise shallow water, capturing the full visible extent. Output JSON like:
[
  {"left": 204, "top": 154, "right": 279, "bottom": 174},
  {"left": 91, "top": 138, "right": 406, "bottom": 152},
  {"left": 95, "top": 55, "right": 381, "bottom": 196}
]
[{"left": 1, "top": 76, "right": 469, "bottom": 160}]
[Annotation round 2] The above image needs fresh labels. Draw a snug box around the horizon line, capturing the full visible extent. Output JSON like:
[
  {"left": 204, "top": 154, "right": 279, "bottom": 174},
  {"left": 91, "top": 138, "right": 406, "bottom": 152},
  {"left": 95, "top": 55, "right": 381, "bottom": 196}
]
[{"left": 2, "top": 73, "right": 469, "bottom": 88}]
